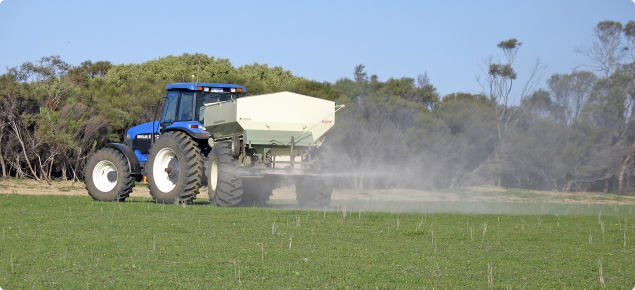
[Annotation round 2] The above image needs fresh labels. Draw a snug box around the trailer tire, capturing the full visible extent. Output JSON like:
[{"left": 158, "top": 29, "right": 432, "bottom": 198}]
[
  {"left": 147, "top": 131, "right": 203, "bottom": 204},
  {"left": 85, "top": 148, "right": 134, "bottom": 202},
  {"left": 239, "top": 178, "right": 275, "bottom": 206},
  {"left": 208, "top": 141, "right": 244, "bottom": 206},
  {"left": 296, "top": 177, "right": 332, "bottom": 208}
]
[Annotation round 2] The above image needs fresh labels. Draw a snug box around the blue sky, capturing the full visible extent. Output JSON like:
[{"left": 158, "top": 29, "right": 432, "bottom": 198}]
[{"left": 0, "top": 0, "right": 634, "bottom": 101}]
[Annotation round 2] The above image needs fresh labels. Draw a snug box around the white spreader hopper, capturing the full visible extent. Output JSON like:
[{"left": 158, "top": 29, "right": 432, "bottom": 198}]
[{"left": 204, "top": 91, "right": 340, "bottom": 146}]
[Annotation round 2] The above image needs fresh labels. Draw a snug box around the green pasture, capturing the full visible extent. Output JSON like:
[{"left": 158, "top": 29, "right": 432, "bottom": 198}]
[{"left": 0, "top": 194, "right": 634, "bottom": 289}]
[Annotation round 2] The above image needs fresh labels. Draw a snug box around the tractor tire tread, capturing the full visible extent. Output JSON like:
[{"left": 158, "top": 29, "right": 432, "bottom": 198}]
[
  {"left": 148, "top": 131, "right": 203, "bottom": 204},
  {"left": 85, "top": 148, "right": 135, "bottom": 202}
]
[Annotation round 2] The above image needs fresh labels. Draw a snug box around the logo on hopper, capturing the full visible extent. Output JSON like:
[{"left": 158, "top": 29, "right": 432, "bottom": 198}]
[{"left": 322, "top": 120, "right": 333, "bottom": 124}]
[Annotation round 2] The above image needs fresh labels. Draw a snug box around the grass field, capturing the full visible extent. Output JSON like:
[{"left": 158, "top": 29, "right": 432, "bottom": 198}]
[{"left": 1, "top": 193, "right": 634, "bottom": 288}]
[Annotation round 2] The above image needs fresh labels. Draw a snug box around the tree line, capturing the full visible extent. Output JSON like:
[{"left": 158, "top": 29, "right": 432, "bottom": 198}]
[{"left": 0, "top": 20, "right": 633, "bottom": 194}]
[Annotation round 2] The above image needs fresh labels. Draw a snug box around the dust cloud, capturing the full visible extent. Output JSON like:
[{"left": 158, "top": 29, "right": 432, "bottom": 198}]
[{"left": 267, "top": 179, "right": 635, "bottom": 215}]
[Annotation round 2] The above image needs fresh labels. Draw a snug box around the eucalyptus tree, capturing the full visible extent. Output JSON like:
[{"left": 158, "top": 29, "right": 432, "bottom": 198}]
[
  {"left": 467, "top": 38, "right": 545, "bottom": 186},
  {"left": 7, "top": 56, "right": 79, "bottom": 112},
  {"left": 546, "top": 71, "right": 598, "bottom": 125},
  {"left": 576, "top": 21, "right": 628, "bottom": 78}
]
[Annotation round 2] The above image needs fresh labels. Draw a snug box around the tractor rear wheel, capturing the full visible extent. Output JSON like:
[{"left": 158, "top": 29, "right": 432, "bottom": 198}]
[
  {"left": 208, "top": 141, "right": 244, "bottom": 206},
  {"left": 296, "top": 177, "right": 332, "bottom": 208},
  {"left": 147, "top": 131, "right": 203, "bottom": 204},
  {"left": 85, "top": 148, "right": 134, "bottom": 202}
]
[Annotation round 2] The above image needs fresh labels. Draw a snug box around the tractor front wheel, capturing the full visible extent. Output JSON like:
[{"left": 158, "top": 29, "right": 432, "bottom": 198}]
[{"left": 85, "top": 148, "right": 135, "bottom": 202}]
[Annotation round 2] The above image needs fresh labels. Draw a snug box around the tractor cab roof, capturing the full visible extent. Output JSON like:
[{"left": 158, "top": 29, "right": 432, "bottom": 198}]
[{"left": 166, "top": 83, "right": 246, "bottom": 92}]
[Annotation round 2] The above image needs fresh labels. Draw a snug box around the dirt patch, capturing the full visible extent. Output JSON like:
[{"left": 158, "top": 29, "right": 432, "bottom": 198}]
[
  {"left": 0, "top": 179, "right": 151, "bottom": 198},
  {"left": 1, "top": 179, "right": 634, "bottom": 205}
]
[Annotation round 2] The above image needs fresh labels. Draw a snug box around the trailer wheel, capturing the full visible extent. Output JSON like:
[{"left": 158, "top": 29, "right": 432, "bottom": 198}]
[
  {"left": 85, "top": 148, "right": 134, "bottom": 202},
  {"left": 296, "top": 177, "right": 332, "bottom": 208},
  {"left": 147, "top": 131, "right": 203, "bottom": 204},
  {"left": 208, "top": 141, "right": 244, "bottom": 206},
  {"left": 239, "top": 178, "right": 275, "bottom": 206}
]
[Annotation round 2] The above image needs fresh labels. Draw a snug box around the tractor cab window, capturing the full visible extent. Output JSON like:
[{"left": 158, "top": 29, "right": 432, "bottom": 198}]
[
  {"left": 195, "top": 92, "right": 241, "bottom": 123},
  {"left": 161, "top": 90, "right": 179, "bottom": 126},
  {"left": 177, "top": 92, "right": 195, "bottom": 121}
]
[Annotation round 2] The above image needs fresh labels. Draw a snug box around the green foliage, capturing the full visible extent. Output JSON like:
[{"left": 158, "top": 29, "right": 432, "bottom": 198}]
[
  {"left": 76, "top": 60, "right": 112, "bottom": 79},
  {"left": 7, "top": 55, "right": 71, "bottom": 82},
  {"left": 545, "top": 71, "right": 598, "bottom": 124},
  {"left": 497, "top": 38, "right": 522, "bottom": 50},
  {"left": 523, "top": 88, "right": 553, "bottom": 117},
  {"left": 488, "top": 63, "right": 516, "bottom": 80},
  {"left": 104, "top": 53, "right": 310, "bottom": 95},
  {"left": 441, "top": 92, "right": 490, "bottom": 105},
  {"left": 597, "top": 20, "right": 623, "bottom": 32}
]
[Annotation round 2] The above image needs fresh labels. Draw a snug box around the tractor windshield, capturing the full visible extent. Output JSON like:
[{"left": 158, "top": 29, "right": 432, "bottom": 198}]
[
  {"left": 195, "top": 92, "right": 241, "bottom": 122},
  {"left": 161, "top": 91, "right": 197, "bottom": 124}
]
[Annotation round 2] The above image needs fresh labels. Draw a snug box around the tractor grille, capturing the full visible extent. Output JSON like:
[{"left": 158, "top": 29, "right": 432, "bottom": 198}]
[{"left": 129, "top": 138, "right": 152, "bottom": 154}]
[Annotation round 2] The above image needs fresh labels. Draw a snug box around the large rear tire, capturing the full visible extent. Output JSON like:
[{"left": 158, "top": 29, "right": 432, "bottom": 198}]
[
  {"left": 296, "top": 177, "right": 332, "bottom": 208},
  {"left": 208, "top": 141, "right": 244, "bottom": 206},
  {"left": 85, "top": 148, "right": 135, "bottom": 202},
  {"left": 147, "top": 131, "right": 203, "bottom": 204}
]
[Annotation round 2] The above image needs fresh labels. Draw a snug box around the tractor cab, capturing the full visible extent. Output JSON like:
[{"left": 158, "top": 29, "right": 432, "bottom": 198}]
[
  {"left": 159, "top": 83, "right": 245, "bottom": 132},
  {"left": 125, "top": 82, "right": 246, "bottom": 164}
]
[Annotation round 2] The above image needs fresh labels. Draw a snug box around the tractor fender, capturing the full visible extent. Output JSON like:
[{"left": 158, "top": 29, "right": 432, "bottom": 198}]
[
  {"left": 106, "top": 143, "right": 142, "bottom": 175},
  {"left": 163, "top": 127, "right": 210, "bottom": 140}
]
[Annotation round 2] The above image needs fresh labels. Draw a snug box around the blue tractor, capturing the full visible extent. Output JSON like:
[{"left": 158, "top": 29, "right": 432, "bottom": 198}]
[{"left": 85, "top": 82, "right": 246, "bottom": 204}]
